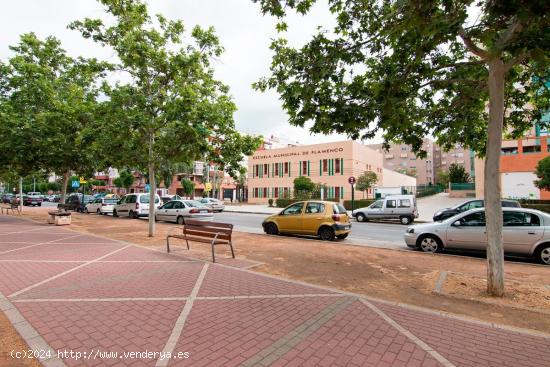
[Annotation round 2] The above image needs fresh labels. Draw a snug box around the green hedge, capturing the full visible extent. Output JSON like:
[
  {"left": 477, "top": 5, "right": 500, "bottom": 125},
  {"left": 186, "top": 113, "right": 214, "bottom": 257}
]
[
  {"left": 519, "top": 199, "right": 550, "bottom": 205},
  {"left": 275, "top": 197, "right": 340, "bottom": 208},
  {"left": 343, "top": 199, "right": 375, "bottom": 210},
  {"left": 521, "top": 203, "right": 550, "bottom": 213}
]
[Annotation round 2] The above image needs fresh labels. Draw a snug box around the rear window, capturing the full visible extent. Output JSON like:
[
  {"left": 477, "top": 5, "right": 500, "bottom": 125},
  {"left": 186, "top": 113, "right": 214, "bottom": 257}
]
[
  {"left": 139, "top": 195, "right": 160, "bottom": 204},
  {"left": 502, "top": 201, "right": 520, "bottom": 208},
  {"left": 104, "top": 199, "right": 118, "bottom": 204},
  {"left": 332, "top": 204, "right": 347, "bottom": 214},
  {"left": 185, "top": 200, "right": 206, "bottom": 208}
]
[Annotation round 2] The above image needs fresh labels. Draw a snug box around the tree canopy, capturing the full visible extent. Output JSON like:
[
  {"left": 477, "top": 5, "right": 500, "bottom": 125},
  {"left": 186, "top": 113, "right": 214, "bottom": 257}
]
[
  {"left": 535, "top": 156, "right": 550, "bottom": 191},
  {"left": 70, "top": 0, "right": 260, "bottom": 236},
  {"left": 356, "top": 171, "right": 378, "bottom": 198},
  {"left": 0, "top": 33, "right": 108, "bottom": 202},
  {"left": 253, "top": 0, "right": 550, "bottom": 296},
  {"left": 448, "top": 163, "right": 471, "bottom": 183}
]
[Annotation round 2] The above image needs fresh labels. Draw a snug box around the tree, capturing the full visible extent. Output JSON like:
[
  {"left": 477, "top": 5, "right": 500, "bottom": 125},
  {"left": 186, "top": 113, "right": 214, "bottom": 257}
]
[
  {"left": 253, "top": 0, "right": 550, "bottom": 296},
  {"left": 356, "top": 171, "right": 378, "bottom": 198},
  {"left": 448, "top": 163, "right": 471, "bottom": 183},
  {"left": 534, "top": 156, "right": 550, "bottom": 190},
  {"left": 71, "top": 0, "right": 256, "bottom": 237},
  {"left": 293, "top": 176, "right": 315, "bottom": 198},
  {"left": 0, "top": 33, "right": 108, "bottom": 204},
  {"left": 181, "top": 179, "right": 195, "bottom": 198},
  {"left": 436, "top": 169, "right": 450, "bottom": 189}
]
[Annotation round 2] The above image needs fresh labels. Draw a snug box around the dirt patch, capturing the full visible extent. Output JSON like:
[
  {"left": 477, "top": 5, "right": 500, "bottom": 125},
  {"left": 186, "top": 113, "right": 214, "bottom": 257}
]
[
  {"left": 10, "top": 208, "right": 550, "bottom": 334},
  {"left": 0, "top": 311, "right": 41, "bottom": 367},
  {"left": 443, "top": 272, "right": 550, "bottom": 311}
]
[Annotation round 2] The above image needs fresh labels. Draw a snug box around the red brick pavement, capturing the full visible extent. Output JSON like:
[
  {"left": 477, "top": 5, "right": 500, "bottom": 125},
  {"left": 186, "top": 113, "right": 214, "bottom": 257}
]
[{"left": 1, "top": 216, "right": 549, "bottom": 367}]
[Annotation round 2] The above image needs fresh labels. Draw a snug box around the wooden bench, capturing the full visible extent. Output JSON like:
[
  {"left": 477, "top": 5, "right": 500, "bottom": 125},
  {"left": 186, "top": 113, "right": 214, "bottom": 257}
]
[
  {"left": 1, "top": 202, "right": 21, "bottom": 215},
  {"left": 166, "top": 219, "right": 234, "bottom": 263}
]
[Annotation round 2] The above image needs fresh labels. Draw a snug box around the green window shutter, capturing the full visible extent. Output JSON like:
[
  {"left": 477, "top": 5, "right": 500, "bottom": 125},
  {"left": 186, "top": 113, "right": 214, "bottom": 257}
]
[
  {"left": 328, "top": 159, "right": 332, "bottom": 176},
  {"left": 341, "top": 158, "right": 344, "bottom": 175},
  {"left": 288, "top": 162, "right": 291, "bottom": 177},
  {"left": 319, "top": 160, "right": 322, "bottom": 176},
  {"left": 307, "top": 160, "right": 310, "bottom": 176},
  {"left": 280, "top": 162, "right": 283, "bottom": 177},
  {"left": 299, "top": 161, "right": 301, "bottom": 176},
  {"left": 341, "top": 186, "right": 344, "bottom": 198}
]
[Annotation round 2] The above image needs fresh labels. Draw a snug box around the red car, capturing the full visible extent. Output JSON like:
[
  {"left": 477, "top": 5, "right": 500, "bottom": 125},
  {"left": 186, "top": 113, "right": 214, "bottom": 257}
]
[{"left": 23, "top": 195, "right": 43, "bottom": 207}]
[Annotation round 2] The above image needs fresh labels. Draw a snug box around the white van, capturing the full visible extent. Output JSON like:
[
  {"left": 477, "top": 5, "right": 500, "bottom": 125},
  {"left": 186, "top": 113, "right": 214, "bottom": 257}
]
[
  {"left": 353, "top": 194, "right": 418, "bottom": 225},
  {"left": 113, "top": 193, "right": 161, "bottom": 218}
]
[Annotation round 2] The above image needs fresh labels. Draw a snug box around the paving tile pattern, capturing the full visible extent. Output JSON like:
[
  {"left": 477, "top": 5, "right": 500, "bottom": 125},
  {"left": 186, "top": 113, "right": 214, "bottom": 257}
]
[{"left": 0, "top": 216, "right": 548, "bottom": 367}]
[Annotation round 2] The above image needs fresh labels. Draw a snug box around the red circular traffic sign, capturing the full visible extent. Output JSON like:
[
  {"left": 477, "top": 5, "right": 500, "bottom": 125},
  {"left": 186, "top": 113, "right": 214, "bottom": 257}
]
[{"left": 348, "top": 176, "right": 356, "bottom": 185}]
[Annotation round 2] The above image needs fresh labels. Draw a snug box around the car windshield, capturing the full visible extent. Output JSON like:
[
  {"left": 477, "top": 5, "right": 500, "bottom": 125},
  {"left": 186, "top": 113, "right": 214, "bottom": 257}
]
[{"left": 370, "top": 200, "right": 383, "bottom": 209}]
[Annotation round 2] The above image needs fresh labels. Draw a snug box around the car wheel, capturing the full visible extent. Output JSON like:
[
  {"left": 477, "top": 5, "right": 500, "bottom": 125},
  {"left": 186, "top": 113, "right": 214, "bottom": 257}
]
[
  {"left": 400, "top": 216, "right": 412, "bottom": 225},
  {"left": 176, "top": 216, "right": 184, "bottom": 225},
  {"left": 337, "top": 233, "right": 349, "bottom": 239},
  {"left": 356, "top": 213, "right": 366, "bottom": 222},
  {"left": 113, "top": 209, "right": 118, "bottom": 217},
  {"left": 84, "top": 208, "right": 89, "bottom": 214},
  {"left": 38, "top": 204, "right": 41, "bottom": 207},
  {"left": 264, "top": 222, "right": 279, "bottom": 235},
  {"left": 418, "top": 235, "right": 441, "bottom": 253},
  {"left": 319, "top": 226, "right": 335, "bottom": 241},
  {"left": 536, "top": 244, "right": 550, "bottom": 265},
  {"left": 97, "top": 209, "right": 101, "bottom": 215}
]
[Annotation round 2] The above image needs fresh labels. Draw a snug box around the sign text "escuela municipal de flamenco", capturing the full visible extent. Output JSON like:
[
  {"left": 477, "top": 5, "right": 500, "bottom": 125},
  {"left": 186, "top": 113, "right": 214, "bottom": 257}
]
[{"left": 253, "top": 147, "right": 344, "bottom": 160}]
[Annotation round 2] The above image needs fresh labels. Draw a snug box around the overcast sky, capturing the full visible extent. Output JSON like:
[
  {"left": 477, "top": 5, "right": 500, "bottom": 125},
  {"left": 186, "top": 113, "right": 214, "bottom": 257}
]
[{"left": 0, "top": 0, "right": 356, "bottom": 146}]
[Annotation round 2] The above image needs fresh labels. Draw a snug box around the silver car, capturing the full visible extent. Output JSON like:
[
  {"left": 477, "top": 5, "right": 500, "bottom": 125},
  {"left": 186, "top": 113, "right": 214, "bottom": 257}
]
[
  {"left": 404, "top": 207, "right": 550, "bottom": 265},
  {"left": 199, "top": 198, "right": 225, "bottom": 212},
  {"left": 155, "top": 200, "right": 213, "bottom": 224}
]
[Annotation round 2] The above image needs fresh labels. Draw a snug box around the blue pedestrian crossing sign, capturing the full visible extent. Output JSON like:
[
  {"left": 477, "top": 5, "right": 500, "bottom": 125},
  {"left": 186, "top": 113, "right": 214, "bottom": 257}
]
[{"left": 71, "top": 181, "right": 80, "bottom": 188}]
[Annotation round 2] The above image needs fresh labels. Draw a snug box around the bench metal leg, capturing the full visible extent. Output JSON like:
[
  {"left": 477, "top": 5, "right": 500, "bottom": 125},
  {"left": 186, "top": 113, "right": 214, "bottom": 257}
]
[
  {"left": 229, "top": 241, "right": 235, "bottom": 259},
  {"left": 185, "top": 239, "right": 190, "bottom": 250},
  {"left": 166, "top": 237, "right": 170, "bottom": 253}
]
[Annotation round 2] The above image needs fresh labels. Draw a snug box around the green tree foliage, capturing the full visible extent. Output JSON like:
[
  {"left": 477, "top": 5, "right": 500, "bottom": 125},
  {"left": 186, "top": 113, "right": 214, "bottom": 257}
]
[
  {"left": 448, "top": 163, "right": 471, "bottom": 183},
  {"left": 293, "top": 176, "right": 315, "bottom": 198},
  {"left": 356, "top": 171, "right": 378, "bottom": 198},
  {"left": 0, "top": 33, "right": 108, "bottom": 203},
  {"left": 436, "top": 169, "right": 450, "bottom": 189},
  {"left": 70, "top": 0, "right": 259, "bottom": 236},
  {"left": 534, "top": 156, "right": 550, "bottom": 191},
  {"left": 181, "top": 179, "right": 195, "bottom": 197},
  {"left": 113, "top": 170, "right": 135, "bottom": 192},
  {"left": 253, "top": 0, "right": 550, "bottom": 296}
]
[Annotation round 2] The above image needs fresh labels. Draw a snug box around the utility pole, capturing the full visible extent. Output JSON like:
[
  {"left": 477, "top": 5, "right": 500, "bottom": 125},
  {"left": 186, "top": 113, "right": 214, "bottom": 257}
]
[{"left": 19, "top": 177, "right": 23, "bottom": 212}]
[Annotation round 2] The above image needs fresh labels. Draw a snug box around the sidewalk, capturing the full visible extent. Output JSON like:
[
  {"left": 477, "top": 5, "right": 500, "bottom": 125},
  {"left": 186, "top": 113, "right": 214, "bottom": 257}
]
[{"left": 1, "top": 215, "right": 550, "bottom": 367}]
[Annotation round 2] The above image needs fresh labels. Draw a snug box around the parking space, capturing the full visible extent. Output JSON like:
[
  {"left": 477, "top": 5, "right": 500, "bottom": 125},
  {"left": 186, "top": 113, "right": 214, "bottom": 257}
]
[{"left": 1, "top": 216, "right": 549, "bottom": 367}]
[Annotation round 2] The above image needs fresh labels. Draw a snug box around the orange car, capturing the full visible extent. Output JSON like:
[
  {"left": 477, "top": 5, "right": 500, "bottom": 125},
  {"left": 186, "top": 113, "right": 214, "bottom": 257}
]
[{"left": 262, "top": 201, "right": 351, "bottom": 241}]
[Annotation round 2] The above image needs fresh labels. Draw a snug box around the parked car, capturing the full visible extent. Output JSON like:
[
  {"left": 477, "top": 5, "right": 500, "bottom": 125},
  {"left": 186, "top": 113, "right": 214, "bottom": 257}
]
[
  {"left": 160, "top": 195, "right": 183, "bottom": 205},
  {"left": 23, "top": 194, "right": 42, "bottom": 207},
  {"left": 353, "top": 194, "right": 418, "bottom": 225},
  {"left": 84, "top": 197, "right": 119, "bottom": 215},
  {"left": 113, "top": 193, "right": 161, "bottom": 218},
  {"left": 199, "top": 198, "right": 225, "bottom": 212},
  {"left": 404, "top": 207, "right": 550, "bottom": 264},
  {"left": 64, "top": 195, "right": 95, "bottom": 212},
  {"left": 262, "top": 201, "right": 351, "bottom": 241},
  {"left": 51, "top": 194, "right": 61, "bottom": 202},
  {"left": 433, "top": 199, "right": 520, "bottom": 221},
  {"left": 2, "top": 194, "right": 14, "bottom": 203},
  {"left": 155, "top": 200, "right": 213, "bottom": 224}
]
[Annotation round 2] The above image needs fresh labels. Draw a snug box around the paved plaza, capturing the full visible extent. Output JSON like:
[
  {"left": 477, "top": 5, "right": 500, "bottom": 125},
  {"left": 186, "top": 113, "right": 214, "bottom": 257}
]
[{"left": 0, "top": 215, "right": 549, "bottom": 366}]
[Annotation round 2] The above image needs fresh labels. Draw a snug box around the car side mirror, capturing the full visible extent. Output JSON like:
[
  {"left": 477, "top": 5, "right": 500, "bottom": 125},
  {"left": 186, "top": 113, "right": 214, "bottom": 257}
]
[{"left": 452, "top": 220, "right": 461, "bottom": 227}]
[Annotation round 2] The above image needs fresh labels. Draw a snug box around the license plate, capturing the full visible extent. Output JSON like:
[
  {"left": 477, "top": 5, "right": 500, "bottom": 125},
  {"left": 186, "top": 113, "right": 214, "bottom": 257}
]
[
  {"left": 343, "top": 225, "right": 350, "bottom": 229},
  {"left": 200, "top": 210, "right": 208, "bottom": 213}
]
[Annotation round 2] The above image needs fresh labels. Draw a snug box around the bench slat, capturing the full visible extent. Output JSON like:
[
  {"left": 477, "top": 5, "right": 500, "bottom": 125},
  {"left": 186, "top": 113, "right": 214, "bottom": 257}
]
[
  {"left": 184, "top": 225, "right": 232, "bottom": 235},
  {"left": 185, "top": 219, "right": 233, "bottom": 229}
]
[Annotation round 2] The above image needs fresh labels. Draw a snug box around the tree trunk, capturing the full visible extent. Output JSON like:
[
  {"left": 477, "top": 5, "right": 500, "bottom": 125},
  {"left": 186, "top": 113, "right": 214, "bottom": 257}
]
[
  {"left": 60, "top": 171, "right": 70, "bottom": 205},
  {"left": 148, "top": 134, "right": 156, "bottom": 237},
  {"left": 485, "top": 58, "right": 505, "bottom": 297}
]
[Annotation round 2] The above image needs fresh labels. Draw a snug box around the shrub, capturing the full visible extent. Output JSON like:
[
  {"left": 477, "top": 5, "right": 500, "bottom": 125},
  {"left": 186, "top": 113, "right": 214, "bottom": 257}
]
[
  {"left": 275, "top": 198, "right": 300, "bottom": 208},
  {"left": 268, "top": 198, "right": 274, "bottom": 207}
]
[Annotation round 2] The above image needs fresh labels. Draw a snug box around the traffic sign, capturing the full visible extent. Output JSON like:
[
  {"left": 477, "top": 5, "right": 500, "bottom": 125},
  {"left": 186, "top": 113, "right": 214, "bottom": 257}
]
[
  {"left": 348, "top": 176, "right": 356, "bottom": 185},
  {"left": 204, "top": 182, "right": 212, "bottom": 192},
  {"left": 79, "top": 177, "right": 87, "bottom": 184},
  {"left": 71, "top": 181, "right": 80, "bottom": 188}
]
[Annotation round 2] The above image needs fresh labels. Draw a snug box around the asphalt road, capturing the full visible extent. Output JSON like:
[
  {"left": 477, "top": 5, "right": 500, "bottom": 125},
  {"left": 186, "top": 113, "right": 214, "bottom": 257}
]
[{"left": 215, "top": 211, "right": 409, "bottom": 250}]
